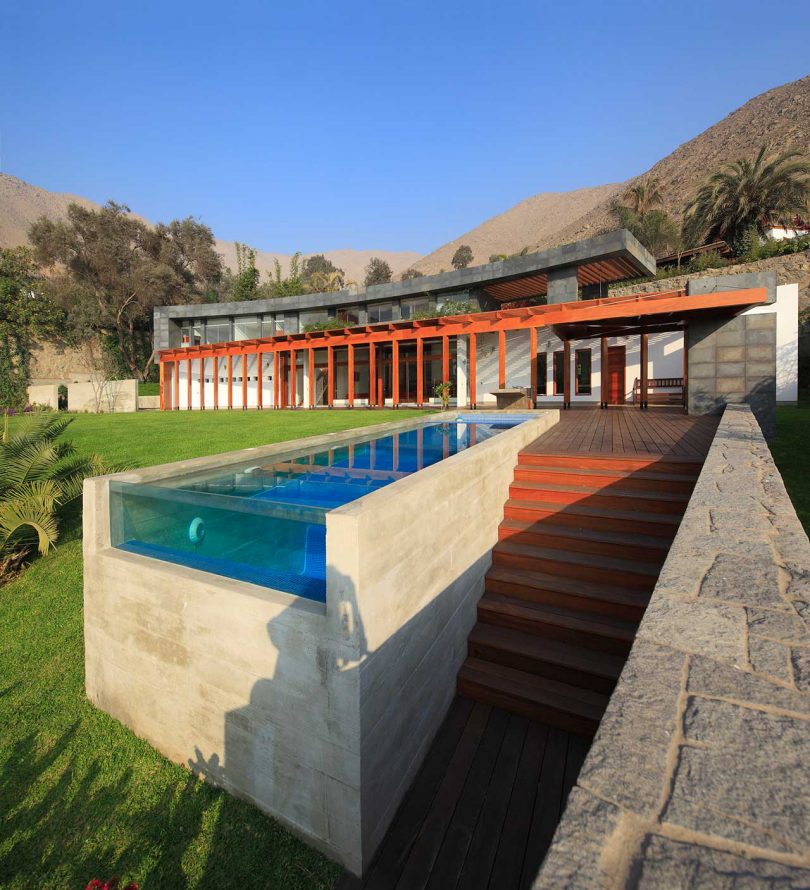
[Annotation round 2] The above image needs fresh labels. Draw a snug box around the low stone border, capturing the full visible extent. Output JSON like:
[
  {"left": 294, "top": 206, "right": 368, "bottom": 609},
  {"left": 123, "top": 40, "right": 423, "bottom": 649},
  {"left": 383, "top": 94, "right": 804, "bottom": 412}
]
[{"left": 535, "top": 404, "right": 810, "bottom": 888}]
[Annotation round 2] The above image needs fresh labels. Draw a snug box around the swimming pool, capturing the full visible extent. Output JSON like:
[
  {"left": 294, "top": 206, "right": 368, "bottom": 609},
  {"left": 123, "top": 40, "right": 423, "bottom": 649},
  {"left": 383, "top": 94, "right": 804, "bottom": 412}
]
[{"left": 110, "top": 415, "right": 531, "bottom": 601}]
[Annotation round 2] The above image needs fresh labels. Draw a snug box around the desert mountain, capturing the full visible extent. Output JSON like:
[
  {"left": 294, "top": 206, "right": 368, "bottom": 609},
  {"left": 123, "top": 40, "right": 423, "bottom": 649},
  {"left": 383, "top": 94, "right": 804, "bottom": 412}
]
[
  {"left": 413, "top": 75, "right": 810, "bottom": 273},
  {"left": 0, "top": 173, "right": 421, "bottom": 284}
]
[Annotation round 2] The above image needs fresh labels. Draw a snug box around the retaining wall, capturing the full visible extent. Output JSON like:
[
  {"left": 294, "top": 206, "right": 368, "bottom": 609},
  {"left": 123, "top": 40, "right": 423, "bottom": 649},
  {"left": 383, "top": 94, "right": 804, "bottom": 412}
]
[{"left": 535, "top": 404, "right": 810, "bottom": 888}]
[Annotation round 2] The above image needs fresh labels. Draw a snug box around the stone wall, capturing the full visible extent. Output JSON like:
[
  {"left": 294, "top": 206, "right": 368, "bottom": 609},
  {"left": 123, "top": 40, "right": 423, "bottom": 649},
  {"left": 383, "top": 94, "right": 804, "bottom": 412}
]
[
  {"left": 535, "top": 404, "right": 810, "bottom": 888},
  {"left": 68, "top": 379, "right": 138, "bottom": 413}
]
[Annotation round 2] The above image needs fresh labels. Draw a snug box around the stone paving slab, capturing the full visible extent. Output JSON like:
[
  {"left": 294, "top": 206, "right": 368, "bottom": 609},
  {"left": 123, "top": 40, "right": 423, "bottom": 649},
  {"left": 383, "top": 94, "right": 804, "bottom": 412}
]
[{"left": 535, "top": 404, "right": 810, "bottom": 888}]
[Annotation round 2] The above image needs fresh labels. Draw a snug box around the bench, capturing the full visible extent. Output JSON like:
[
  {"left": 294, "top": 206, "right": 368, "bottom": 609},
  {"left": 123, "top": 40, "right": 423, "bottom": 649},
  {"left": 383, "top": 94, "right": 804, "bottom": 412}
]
[{"left": 632, "top": 377, "right": 684, "bottom": 406}]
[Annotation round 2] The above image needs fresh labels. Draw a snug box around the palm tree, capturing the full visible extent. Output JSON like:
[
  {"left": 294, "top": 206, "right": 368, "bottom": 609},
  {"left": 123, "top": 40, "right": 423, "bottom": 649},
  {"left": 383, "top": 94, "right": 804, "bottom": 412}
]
[
  {"left": 683, "top": 145, "right": 810, "bottom": 250},
  {"left": 0, "top": 413, "right": 111, "bottom": 569},
  {"left": 308, "top": 270, "right": 348, "bottom": 293},
  {"left": 622, "top": 177, "right": 664, "bottom": 215}
]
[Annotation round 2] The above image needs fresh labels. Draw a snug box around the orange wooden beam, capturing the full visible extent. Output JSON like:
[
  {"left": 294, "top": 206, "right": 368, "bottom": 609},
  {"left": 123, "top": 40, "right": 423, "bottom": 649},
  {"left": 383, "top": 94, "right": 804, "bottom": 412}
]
[
  {"left": 563, "top": 340, "right": 571, "bottom": 409},
  {"left": 347, "top": 343, "right": 355, "bottom": 407},
  {"left": 327, "top": 345, "right": 334, "bottom": 407},
  {"left": 442, "top": 334, "right": 450, "bottom": 383},
  {"left": 498, "top": 330, "right": 506, "bottom": 388},
  {"left": 469, "top": 334, "right": 477, "bottom": 408},
  {"left": 368, "top": 343, "right": 376, "bottom": 407},
  {"left": 640, "top": 332, "right": 649, "bottom": 410},
  {"left": 308, "top": 347, "right": 315, "bottom": 408},
  {"left": 242, "top": 353, "right": 248, "bottom": 409},
  {"left": 227, "top": 355, "right": 233, "bottom": 409},
  {"left": 186, "top": 357, "right": 192, "bottom": 410},
  {"left": 256, "top": 352, "right": 262, "bottom": 409},
  {"left": 529, "top": 327, "right": 537, "bottom": 405},
  {"left": 199, "top": 356, "right": 205, "bottom": 409},
  {"left": 173, "top": 358, "right": 180, "bottom": 410},
  {"left": 289, "top": 348, "right": 296, "bottom": 408},
  {"left": 273, "top": 351, "right": 279, "bottom": 409},
  {"left": 600, "top": 336, "right": 609, "bottom": 408},
  {"left": 392, "top": 340, "right": 400, "bottom": 407},
  {"left": 416, "top": 337, "right": 424, "bottom": 407},
  {"left": 159, "top": 361, "right": 165, "bottom": 411}
]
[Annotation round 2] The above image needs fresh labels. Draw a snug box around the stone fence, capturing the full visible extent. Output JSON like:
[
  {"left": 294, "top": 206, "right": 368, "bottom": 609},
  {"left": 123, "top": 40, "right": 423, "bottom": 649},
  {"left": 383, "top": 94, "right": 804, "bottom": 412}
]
[{"left": 536, "top": 404, "right": 810, "bottom": 887}]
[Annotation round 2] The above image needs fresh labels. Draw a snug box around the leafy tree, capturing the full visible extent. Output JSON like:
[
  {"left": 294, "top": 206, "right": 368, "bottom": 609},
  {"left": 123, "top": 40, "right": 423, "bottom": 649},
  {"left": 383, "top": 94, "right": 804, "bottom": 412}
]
[
  {"left": 621, "top": 177, "right": 664, "bottom": 215},
  {"left": 265, "top": 252, "right": 307, "bottom": 297},
  {"left": 232, "top": 242, "right": 260, "bottom": 301},
  {"left": 364, "top": 257, "right": 392, "bottom": 287},
  {"left": 683, "top": 146, "right": 810, "bottom": 253},
  {"left": 611, "top": 203, "right": 681, "bottom": 257},
  {"left": 400, "top": 268, "right": 424, "bottom": 281},
  {"left": 308, "top": 270, "right": 347, "bottom": 293},
  {"left": 451, "top": 245, "right": 474, "bottom": 270},
  {"left": 303, "top": 254, "right": 344, "bottom": 286},
  {"left": 0, "top": 248, "right": 64, "bottom": 408},
  {"left": 29, "top": 202, "right": 222, "bottom": 381}
]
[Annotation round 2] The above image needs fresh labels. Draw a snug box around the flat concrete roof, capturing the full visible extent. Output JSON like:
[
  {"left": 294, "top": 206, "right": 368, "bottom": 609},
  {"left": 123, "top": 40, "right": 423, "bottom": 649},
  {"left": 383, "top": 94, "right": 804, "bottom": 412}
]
[{"left": 155, "top": 229, "right": 657, "bottom": 321}]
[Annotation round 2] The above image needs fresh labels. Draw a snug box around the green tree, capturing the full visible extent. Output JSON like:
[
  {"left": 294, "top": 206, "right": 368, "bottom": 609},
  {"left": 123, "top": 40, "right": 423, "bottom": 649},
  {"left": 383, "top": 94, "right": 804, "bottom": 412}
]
[
  {"left": 232, "top": 242, "right": 260, "bottom": 301},
  {"left": 265, "top": 252, "right": 307, "bottom": 297},
  {"left": 621, "top": 177, "right": 664, "bottom": 215},
  {"left": 364, "top": 257, "right": 392, "bottom": 287},
  {"left": 610, "top": 177, "right": 680, "bottom": 257},
  {"left": 400, "top": 268, "right": 424, "bottom": 281},
  {"left": 0, "top": 248, "right": 64, "bottom": 408},
  {"left": 683, "top": 146, "right": 810, "bottom": 253},
  {"left": 29, "top": 202, "right": 222, "bottom": 381},
  {"left": 451, "top": 245, "right": 474, "bottom": 270},
  {"left": 302, "top": 254, "right": 345, "bottom": 289},
  {"left": 308, "top": 270, "right": 348, "bottom": 293}
]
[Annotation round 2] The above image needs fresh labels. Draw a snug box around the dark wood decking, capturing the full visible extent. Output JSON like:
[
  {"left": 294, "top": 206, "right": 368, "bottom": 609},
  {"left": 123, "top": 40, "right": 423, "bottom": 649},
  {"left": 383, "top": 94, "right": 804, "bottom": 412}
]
[
  {"left": 340, "top": 697, "right": 590, "bottom": 890},
  {"left": 526, "top": 406, "right": 719, "bottom": 459}
]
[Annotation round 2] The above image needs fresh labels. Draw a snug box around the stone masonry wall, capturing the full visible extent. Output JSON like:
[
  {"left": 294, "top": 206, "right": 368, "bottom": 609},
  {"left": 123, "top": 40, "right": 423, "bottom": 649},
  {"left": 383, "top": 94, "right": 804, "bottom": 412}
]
[{"left": 535, "top": 404, "right": 810, "bottom": 888}]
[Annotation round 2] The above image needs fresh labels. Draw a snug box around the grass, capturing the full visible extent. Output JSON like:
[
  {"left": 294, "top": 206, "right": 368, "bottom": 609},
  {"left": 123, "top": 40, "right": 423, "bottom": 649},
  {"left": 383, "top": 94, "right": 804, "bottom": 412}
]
[
  {"left": 0, "top": 408, "right": 428, "bottom": 890},
  {"left": 138, "top": 382, "right": 160, "bottom": 396},
  {"left": 771, "top": 405, "right": 810, "bottom": 531}
]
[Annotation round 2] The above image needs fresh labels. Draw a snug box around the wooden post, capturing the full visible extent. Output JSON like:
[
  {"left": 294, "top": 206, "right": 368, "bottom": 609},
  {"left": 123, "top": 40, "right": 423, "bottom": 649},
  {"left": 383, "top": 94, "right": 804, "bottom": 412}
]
[
  {"left": 682, "top": 324, "right": 688, "bottom": 414},
  {"left": 498, "top": 330, "right": 506, "bottom": 389},
  {"left": 256, "top": 353, "right": 262, "bottom": 409},
  {"left": 308, "top": 348, "right": 315, "bottom": 408},
  {"left": 442, "top": 334, "right": 450, "bottom": 382},
  {"left": 174, "top": 358, "right": 180, "bottom": 410},
  {"left": 529, "top": 327, "right": 537, "bottom": 407},
  {"left": 392, "top": 339, "right": 400, "bottom": 408},
  {"left": 640, "top": 332, "right": 649, "bottom": 410},
  {"left": 563, "top": 340, "right": 571, "bottom": 409},
  {"left": 186, "top": 357, "right": 192, "bottom": 410},
  {"left": 469, "top": 333, "right": 477, "bottom": 408},
  {"left": 159, "top": 361, "right": 165, "bottom": 410},
  {"left": 227, "top": 354, "right": 233, "bottom": 409},
  {"left": 601, "top": 336, "right": 609, "bottom": 408},
  {"left": 289, "top": 348, "right": 296, "bottom": 408},
  {"left": 347, "top": 343, "right": 355, "bottom": 407},
  {"left": 368, "top": 343, "right": 376, "bottom": 407},
  {"left": 199, "top": 356, "right": 205, "bottom": 409},
  {"left": 272, "top": 351, "right": 279, "bottom": 409},
  {"left": 242, "top": 353, "right": 248, "bottom": 409},
  {"left": 327, "top": 345, "right": 334, "bottom": 407},
  {"left": 213, "top": 356, "right": 219, "bottom": 409},
  {"left": 416, "top": 337, "right": 423, "bottom": 407}
]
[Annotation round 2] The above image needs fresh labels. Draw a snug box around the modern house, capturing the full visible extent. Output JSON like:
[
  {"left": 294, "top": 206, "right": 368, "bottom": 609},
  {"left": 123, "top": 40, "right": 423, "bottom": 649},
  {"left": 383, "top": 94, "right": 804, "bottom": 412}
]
[{"left": 154, "top": 230, "right": 798, "bottom": 432}]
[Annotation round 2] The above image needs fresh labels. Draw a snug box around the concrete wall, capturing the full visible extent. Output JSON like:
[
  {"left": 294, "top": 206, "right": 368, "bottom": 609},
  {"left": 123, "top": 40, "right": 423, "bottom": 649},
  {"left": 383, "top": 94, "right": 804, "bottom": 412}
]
[
  {"left": 26, "top": 383, "right": 60, "bottom": 409},
  {"left": 84, "top": 411, "right": 558, "bottom": 874},
  {"left": 68, "top": 379, "right": 138, "bottom": 413},
  {"left": 536, "top": 404, "right": 810, "bottom": 888},
  {"left": 137, "top": 395, "right": 160, "bottom": 410}
]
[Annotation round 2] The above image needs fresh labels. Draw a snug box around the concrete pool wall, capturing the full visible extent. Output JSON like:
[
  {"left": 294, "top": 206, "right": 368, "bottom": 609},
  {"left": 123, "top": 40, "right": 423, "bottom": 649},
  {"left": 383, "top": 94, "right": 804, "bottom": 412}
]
[{"left": 83, "top": 409, "right": 558, "bottom": 873}]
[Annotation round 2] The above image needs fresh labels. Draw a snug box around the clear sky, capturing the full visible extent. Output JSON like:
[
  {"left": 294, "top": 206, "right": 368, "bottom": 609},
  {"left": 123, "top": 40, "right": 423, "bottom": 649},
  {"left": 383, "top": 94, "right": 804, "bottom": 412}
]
[{"left": 1, "top": 0, "right": 808, "bottom": 255}]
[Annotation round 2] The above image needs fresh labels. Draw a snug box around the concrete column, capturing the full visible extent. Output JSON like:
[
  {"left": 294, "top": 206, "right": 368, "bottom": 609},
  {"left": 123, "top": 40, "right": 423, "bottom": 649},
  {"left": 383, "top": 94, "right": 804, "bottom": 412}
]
[{"left": 547, "top": 266, "right": 579, "bottom": 304}]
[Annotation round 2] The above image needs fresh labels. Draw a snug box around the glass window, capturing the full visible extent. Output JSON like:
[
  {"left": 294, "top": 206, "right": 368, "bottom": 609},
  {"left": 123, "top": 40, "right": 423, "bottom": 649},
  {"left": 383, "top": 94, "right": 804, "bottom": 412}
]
[
  {"left": 401, "top": 298, "right": 434, "bottom": 320},
  {"left": 204, "top": 318, "right": 232, "bottom": 344},
  {"left": 553, "top": 350, "right": 564, "bottom": 395},
  {"left": 233, "top": 315, "right": 260, "bottom": 340},
  {"left": 261, "top": 315, "right": 277, "bottom": 337},
  {"left": 575, "top": 349, "right": 592, "bottom": 394},
  {"left": 337, "top": 306, "right": 360, "bottom": 325},
  {"left": 300, "top": 310, "right": 330, "bottom": 329},
  {"left": 536, "top": 353, "right": 547, "bottom": 395},
  {"left": 368, "top": 302, "right": 393, "bottom": 324}
]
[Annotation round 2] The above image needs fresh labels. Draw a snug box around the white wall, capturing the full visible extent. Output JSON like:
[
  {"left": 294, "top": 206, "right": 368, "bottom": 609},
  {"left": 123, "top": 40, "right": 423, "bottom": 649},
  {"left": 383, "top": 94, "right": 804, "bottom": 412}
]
[{"left": 743, "top": 282, "right": 799, "bottom": 403}]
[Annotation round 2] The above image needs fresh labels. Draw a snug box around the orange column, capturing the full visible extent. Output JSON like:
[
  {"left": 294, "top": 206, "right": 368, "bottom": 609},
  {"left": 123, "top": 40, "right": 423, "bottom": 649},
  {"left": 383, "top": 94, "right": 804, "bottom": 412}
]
[
  {"left": 242, "top": 353, "right": 248, "bottom": 409},
  {"left": 600, "top": 336, "right": 609, "bottom": 408},
  {"left": 327, "top": 345, "right": 334, "bottom": 407},
  {"left": 159, "top": 361, "right": 165, "bottom": 410},
  {"left": 442, "top": 335, "right": 450, "bottom": 382},
  {"left": 273, "top": 350, "right": 279, "bottom": 409},
  {"left": 640, "top": 333, "right": 649, "bottom": 410},
  {"left": 174, "top": 358, "right": 180, "bottom": 410},
  {"left": 199, "top": 356, "right": 205, "bottom": 409},
  {"left": 368, "top": 343, "right": 376, "bottom": 407},
  {"left": 186, "top": 357, "right": 192, "bottom": 410},
  {"left": 289, "top": 348, "right": 296, "bottom": 407},
  {"left": 392, "top": 339, "right": 400, "bottom": 407},
  {"left": 347, "top": 344, "right": 355, "bottom": 407},
  {"left": 416, "top": 337, "right": 423, "bottom": 407},
  {"left": 529, "top": 327, "right": 537, "bottom": 407},
  {"left": 257, "top": 352, "right": 263, "bottom": 409},
  {"left": 563, "top": 340, "right": 571, "bottom": 409},
  {"left": 469, "top": 334, "right": 477, "bottom": 408},
  {"left": 213, "top": 356, "right": 219, "bottom": 409},
  {"left": 227, "top": 354, "right": 233, "bottom": 409},
  {"left": 308, "top": 348, "right": 315, "bottom": 408},
  {"left": 498, "top": 330, "right": 506, "bottom": 388}
]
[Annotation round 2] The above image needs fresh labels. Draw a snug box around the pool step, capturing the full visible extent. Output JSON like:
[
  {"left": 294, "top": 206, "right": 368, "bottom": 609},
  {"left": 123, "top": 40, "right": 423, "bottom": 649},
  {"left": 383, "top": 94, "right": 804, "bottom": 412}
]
[{"left": 458, "top": 449, "right": 698, "bottom": 736}]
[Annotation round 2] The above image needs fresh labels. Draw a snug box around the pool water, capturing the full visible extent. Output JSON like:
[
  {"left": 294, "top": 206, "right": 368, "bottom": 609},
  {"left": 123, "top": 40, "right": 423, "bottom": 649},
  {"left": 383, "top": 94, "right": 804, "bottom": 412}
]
[{"left": 110, "top": 417, "right": 528, "bottom": 601}]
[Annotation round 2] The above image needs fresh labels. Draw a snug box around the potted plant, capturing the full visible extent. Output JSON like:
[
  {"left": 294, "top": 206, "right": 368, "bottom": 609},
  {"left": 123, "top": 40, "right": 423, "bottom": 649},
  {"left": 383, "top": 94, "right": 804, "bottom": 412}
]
[{"left": 433, "top": 380, "right": 452, "bottom": 410}]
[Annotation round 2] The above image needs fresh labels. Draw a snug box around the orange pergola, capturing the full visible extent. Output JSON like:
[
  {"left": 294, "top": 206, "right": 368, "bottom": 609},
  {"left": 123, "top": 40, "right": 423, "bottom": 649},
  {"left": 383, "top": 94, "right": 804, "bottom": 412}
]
[{"left": 158, "top": 286, "right": 768, "bottom": 411}]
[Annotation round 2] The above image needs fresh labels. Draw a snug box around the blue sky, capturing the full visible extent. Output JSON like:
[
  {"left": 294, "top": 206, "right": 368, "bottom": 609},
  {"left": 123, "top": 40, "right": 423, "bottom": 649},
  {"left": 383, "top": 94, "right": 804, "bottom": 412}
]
[{"left": 2, "top": 0, "right": 808, "bottom": 255}]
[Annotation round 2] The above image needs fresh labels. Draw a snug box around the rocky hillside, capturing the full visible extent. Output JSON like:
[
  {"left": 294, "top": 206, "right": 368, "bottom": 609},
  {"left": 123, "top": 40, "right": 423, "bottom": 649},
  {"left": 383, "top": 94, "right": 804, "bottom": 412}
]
[{"left": 0, "top": 173, "right": 421, "bottom": 284}]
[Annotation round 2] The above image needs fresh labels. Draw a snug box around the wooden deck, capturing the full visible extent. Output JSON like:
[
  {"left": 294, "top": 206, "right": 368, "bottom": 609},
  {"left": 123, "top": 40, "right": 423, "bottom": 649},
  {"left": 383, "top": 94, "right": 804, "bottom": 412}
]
[
  {"left": 525, "top": 406, "right": 719, "bottom": 459},
  {"left": 340, "top": 697, "right": 589, "bottom": 890}
]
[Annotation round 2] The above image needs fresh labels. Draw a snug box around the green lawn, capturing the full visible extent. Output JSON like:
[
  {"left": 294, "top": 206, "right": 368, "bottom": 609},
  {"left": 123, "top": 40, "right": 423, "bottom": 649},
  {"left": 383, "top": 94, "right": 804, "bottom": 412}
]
[
  {"left": 0, "top": 409, "right": 428, "bottom": 890},
  {"left": 772, "top": 405, "right": 810, "bottom": 531}
]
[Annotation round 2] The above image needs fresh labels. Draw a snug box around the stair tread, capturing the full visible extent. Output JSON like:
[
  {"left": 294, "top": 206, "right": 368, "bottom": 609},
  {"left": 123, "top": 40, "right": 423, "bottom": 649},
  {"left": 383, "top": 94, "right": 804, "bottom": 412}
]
[
  {"left": 459, "top": 657, "right": 609, "bottom": 719},
  {"left": 520, "top": 451, "right": 703, "bottom": 467},
  {"left": 506, "top": 498, "right": 683, "bottom": 525},
  {"left": 499, "top": 518, "right": 670, "bottom": 551},
  {"left": 494, "top": 539, "right": 661, "bottom": 577},
  {"left": 510, "top": 479, "right": 690, "bottom": 502},
  {"left": 469, "top": 623, "right": 625, "bottom": 679},
  {"left": 487, "top": 565, "right": 651, "bottom": 608},
  {"left": 479, "top": 593, "right": 638, "bottom": 644},
  {"left": 515, "top": 465, "right": 699, "bottom": 483}
]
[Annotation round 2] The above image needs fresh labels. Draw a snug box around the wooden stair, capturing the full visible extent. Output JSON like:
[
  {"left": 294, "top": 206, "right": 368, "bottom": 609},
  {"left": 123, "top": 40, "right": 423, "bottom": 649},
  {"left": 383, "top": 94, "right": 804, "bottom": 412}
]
[{"left": 457, "top": 450, "right": 701, "bottom": 736}]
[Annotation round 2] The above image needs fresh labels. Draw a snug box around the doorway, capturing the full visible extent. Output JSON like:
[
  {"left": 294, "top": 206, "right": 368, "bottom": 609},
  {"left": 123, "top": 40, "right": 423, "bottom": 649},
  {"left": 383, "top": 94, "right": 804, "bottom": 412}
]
[{"left": 607, "top": 346, "right": 626, "bottom": 405}]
